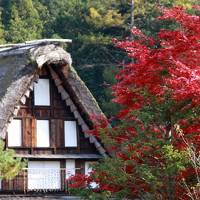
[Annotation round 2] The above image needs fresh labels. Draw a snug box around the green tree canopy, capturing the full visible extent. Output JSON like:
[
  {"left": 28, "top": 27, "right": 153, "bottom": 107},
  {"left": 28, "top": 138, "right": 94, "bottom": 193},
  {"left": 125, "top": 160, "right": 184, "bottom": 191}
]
[{"left": 6, "top": 0, "right": 43, "bottom": 42}]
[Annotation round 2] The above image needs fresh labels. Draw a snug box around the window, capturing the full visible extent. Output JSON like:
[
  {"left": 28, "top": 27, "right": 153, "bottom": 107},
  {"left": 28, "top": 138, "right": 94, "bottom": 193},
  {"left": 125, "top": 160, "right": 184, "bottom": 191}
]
[
  {"left": 34, "top": 79, "right": 50, "bottom": 106},
  {"left": 7, "top": 119, "right": 22, "bottom": 147},
  {"left": 36, "top": 120, "right": 50, "bottom": 147},
  {"left": 28, "top": 161, "right": 61, "bottom": 190},
  {"left": 64, "top": 121, "right": 77, "bottom": 147},
  {"left": 85, "top": 161, "right": 98, "bottom": 188},
  {"left": 66, "top": 160, "right": 75, "bottom": 179},
  {"left": 85, "top": 162, "right": 94, "bottom": 176}
]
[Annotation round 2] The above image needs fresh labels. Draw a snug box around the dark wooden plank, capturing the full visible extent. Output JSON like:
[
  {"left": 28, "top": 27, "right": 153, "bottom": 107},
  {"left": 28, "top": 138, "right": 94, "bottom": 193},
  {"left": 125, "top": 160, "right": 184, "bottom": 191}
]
[
  {"left": 23, "top": 118, "right": 30, "bottom": 147},
  {"left": 75, "top": 160, "right": 84, "bottom": 174},
  {"left": 50, "top": 119, "right": 56, "bottom": 149},
  {"left": 31, "top": 119, "right": 36, "bottom": 148},
  {"left": 56, "top": 119, "right": 64, "bottom": 148},
  {"left": 39, "top": 66, "right": 48, "bottom": 76},
  {"left": 60, "top": 160, "right": 66, "bottom": 191},
  {"left": 33, "top": 108, "right": 51, "bottom": 118}
]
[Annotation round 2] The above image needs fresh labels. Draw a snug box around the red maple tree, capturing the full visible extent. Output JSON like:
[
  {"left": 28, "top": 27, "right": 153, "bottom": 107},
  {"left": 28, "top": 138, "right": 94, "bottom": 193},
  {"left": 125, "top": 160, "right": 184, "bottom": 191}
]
[{"left": 69, "top": 7, "right": 200, "bottom": 200}]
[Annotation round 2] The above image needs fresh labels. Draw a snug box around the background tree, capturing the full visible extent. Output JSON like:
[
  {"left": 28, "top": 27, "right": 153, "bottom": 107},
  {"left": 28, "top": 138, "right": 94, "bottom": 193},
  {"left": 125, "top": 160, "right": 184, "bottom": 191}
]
[
  {"left": 0, "top": 0, "right": 199, "bottom": 116},
  {"left": 4, "top": 0, "right": 43, "bottom": 43},
  {"left": 69, "top": 6, "right": 200, "bottom": 200},
  {"left": 0, "top": 11, "right": 5, "bottom": 44},
  {"left": 0, "top": 141, "right": 25, "bottom": 180}
]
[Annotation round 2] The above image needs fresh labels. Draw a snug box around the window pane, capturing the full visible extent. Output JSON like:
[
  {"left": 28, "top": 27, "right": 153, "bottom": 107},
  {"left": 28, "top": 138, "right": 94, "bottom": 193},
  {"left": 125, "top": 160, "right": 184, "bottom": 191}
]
[
  {"left": 66, "top": 160, "right": 75, "bottom": 179},
  {"left": 64, "top": 121, "right": 77, "bottom": 147},
  {"left": 85, "top": 161, "right": 98, "bottom": 188},
  {"left": 85, "top": 162, "right": 93, "bottom": 175},
  {"left": 34, "top": 79, "right": 50, "bottom": 106},
  {"left": 7, "top": 119, "right": 22, "bottom": 147},
  {"left": 36, "top": 120, "right": 50, "bottom": 147}
]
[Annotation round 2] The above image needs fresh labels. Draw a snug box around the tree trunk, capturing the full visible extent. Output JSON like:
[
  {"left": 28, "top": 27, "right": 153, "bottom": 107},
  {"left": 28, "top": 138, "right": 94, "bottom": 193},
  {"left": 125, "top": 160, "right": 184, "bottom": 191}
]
[
  {"left": 165, "top": 112, "right": 176, "bottom": 200},
  {"left": 130, "top": 0, "right": 134, "bottom": 40}
]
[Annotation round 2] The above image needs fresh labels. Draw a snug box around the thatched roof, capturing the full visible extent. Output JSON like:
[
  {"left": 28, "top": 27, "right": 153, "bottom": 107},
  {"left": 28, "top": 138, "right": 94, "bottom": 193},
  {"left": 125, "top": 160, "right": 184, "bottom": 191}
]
[{"left": 0, "top": 40, "right": 107, "bottom": 157}]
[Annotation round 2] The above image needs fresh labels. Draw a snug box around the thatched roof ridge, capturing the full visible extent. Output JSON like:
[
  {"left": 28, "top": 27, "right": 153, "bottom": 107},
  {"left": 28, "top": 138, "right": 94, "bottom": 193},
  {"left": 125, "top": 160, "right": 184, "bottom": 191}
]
[
  {"left": 67, "top": 66, "right": 104, "bottom": 117},
  {"left": 0, "top": 42, "right": 107, "bottom": 156}
]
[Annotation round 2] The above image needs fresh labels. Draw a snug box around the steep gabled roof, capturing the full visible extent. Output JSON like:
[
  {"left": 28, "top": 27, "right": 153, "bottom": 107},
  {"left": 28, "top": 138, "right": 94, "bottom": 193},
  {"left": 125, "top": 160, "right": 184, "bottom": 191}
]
[{"left": 0, "top": 40, "right": 107, "bottom": 157}]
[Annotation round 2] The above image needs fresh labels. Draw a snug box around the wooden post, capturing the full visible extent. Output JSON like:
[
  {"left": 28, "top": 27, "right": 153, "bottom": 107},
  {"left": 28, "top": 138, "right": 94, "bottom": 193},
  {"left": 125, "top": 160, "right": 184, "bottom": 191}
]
[{"left": 23, "top": 169, "right": 26, "bottom": 194}]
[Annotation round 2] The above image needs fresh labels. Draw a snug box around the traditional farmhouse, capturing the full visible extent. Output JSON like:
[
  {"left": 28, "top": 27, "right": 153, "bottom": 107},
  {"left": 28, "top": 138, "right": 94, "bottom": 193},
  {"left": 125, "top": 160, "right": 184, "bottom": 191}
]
[{"left": 0, "top": 40, "right": 107, "bottom": 193}]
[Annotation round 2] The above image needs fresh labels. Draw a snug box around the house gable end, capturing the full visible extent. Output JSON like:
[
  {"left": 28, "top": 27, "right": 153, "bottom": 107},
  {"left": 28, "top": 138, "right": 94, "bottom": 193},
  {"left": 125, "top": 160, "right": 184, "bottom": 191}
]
[{"left": 8, "top": 65, "right": 100, "bottom": 156}]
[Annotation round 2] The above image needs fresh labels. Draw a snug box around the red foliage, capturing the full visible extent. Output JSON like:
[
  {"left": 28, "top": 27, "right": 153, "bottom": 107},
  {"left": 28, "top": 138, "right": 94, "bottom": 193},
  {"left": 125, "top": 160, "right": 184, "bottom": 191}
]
[
  {"left": 69, "top": 7, "right": 200, "bottom": 199},
  {"left": 113, "top": 7, "right": 200, "bottom": 116},
  {"left": 68, "top": 174, "right": 88, "bottom": 189},
  {"left": 88, "top": 114, "right": 109, "bottom": 137}
]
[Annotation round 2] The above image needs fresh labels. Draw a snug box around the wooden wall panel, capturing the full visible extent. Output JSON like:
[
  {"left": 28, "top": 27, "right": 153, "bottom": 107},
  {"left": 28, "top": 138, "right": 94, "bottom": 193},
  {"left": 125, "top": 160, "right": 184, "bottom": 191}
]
[
  {"left": 31, "top": 119, "right": 36, "bottom": 148},
  {"left": 34, "top": 108, "right": 51, "bottom": 118},
  {"left": 18, "top": 108, "right": 32, "bottom": 118},
  {"left": 60, "top": 160, "right": 66, "bottom": 191},
  {"left": 54, "top": 109, "right": 72, "bottom": 118},
  {"left": 32, "top": 149, "right": 52, "bottom": 154},
  {"left": 56, "top": 119, "right": 64, "bottom": 148},
  {"left": 23, "top": 118, "right": 31, "bottom": 147},
  {"left": 75, "top": 160, "right": 85, "bottom": 174},
  {"left": 39, "top": 66, "right": 48, "bottom": 76},
  {"left": 79, "top": 129, "right": 99, "bottom": 154},
  {"left": 50, "top": 119, "right": 56, "bottom": 148},
  {"left": 2, "top": 171, "right": 26, "bottom": 191},
  {"left": 21, "top": 118, "right": 36, "bottom": 148}
]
